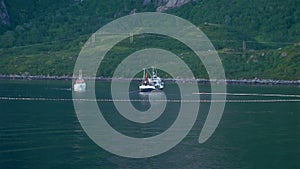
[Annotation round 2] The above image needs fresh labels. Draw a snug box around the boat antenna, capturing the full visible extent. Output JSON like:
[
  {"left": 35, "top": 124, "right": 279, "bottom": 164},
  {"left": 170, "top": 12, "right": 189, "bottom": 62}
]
[
  {"left": 153, "top": 62, "right": 157, "bottom": 76},
  {"left": 142, "top": 68, "right": 145, "bottom": 79}
]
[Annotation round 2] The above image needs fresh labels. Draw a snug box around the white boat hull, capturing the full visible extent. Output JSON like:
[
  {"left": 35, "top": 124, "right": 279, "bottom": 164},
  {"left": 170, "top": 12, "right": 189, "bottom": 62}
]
[
  {"left": 74, "top": 83, "right": 86, "bottom": 92},
  {"left": 139, "top": 85, "right": 156, "bottom": 92},
  {"left": 139, "top": 85, "right": 163, "bottom": 92}
]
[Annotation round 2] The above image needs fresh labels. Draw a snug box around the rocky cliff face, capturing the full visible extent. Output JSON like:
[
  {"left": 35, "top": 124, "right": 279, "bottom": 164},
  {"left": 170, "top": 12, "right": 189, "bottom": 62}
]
[
  {"left": 0, "top": 0, "right": 9, "bottom": 25},
  {"left": 143, "top": 0, "right": 191, "bottom": 12},
  {"left": 155, "top": 0, "right": 191, "bottom": 12}
]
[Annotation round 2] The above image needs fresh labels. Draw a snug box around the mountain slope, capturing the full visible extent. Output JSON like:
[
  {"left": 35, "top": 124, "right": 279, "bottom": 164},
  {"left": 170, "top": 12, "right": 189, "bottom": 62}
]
[{"left": 0, "top": 0, "right": 299, "bottom": 80}]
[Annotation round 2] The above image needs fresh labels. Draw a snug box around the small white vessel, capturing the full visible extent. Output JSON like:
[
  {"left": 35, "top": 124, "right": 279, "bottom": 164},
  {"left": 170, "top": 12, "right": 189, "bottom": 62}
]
[
  {"left": 73, "top": 70, "right": 86, "bottom": 92},
  {"left": 139, "top": 67, "right": 164, "bottom": 92}
]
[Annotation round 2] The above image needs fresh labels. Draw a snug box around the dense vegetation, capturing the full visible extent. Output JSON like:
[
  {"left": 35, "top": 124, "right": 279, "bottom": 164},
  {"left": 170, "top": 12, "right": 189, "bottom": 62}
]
[{"left": 0, "top": 0, "right": 299, "bottom": 80}]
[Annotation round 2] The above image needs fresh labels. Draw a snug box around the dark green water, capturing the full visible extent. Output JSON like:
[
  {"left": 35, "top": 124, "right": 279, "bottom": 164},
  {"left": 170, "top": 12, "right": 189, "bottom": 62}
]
[{"left": 0, "top": 80, "right": 299, "bottom": 169}]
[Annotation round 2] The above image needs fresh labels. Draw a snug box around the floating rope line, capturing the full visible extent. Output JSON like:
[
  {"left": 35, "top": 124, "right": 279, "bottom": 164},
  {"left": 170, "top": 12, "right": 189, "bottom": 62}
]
[
  {"left": 1, "top": 97, "right": 300, "bottom": 103},
  {"left": 193, "top": 92, "right": 300, "bottom": 98}
]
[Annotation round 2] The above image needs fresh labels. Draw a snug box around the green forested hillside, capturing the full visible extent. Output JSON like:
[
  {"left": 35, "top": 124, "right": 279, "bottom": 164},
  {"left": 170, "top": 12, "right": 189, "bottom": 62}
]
[
  {"left": 0, "top": 0, "right": 299, "bottom": 79},
  {"left": 171, "top": 0, "right": 300, "bottom": 43}
]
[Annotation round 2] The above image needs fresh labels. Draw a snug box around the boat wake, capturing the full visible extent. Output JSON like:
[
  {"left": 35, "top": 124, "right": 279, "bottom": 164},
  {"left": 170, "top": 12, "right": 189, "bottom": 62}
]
[{"left": 48, "top": 87, "right": 72, "bottom": 91}]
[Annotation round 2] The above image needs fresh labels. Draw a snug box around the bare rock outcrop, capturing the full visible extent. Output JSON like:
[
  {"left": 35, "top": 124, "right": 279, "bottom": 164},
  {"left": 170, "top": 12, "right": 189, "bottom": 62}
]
[{"left": 0, "top": 0, "right": 9, "bottom": 25}]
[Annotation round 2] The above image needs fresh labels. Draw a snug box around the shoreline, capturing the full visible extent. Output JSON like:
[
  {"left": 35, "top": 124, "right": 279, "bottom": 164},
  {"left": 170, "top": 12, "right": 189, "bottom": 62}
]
[{"left": 0, "top": 75, "right": 300, "bottom": 86}]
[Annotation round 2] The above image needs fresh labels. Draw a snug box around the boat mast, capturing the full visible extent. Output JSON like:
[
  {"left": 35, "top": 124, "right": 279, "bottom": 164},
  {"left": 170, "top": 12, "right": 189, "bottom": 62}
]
[
  {"left": 79, "top": 69, "right": 83, "bottom": 79},
  {"left": 142, "top": 68, "right": 145, "bottom": 79},
  {"left": 145, "top": 71, "right": 149, "bottom": 84}
]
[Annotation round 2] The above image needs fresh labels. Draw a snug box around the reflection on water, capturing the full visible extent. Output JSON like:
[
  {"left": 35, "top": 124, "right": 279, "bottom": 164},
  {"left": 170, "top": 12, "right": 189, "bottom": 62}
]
[{"left": 138, "top": 91, "right": 166, "bottom": 106}]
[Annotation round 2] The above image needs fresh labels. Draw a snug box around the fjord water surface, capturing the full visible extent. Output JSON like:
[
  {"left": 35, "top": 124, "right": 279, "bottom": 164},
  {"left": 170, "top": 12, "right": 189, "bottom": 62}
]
[{"left": 0, "top": 80, "right": 299, "bottom": 169}]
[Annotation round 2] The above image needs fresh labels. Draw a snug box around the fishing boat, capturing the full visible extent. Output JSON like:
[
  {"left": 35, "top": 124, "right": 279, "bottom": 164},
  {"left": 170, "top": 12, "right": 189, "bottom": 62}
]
[
  {"left": 73, "top": 70, "right": 86, "bottom": 92},
  {"left": 139, "top": 67, "right": 164, "bottom": 92}
]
